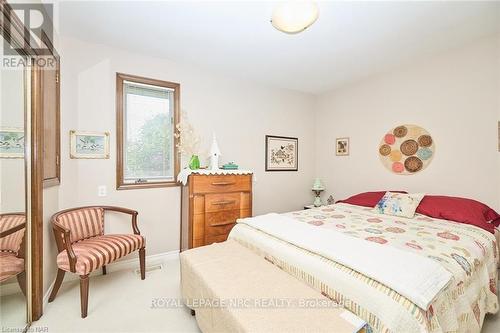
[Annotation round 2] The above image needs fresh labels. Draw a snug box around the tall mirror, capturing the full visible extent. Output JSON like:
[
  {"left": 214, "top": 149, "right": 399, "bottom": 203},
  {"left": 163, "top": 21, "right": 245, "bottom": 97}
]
[{"left": 0, "top": 33, "right": 30, "bottom": 330}]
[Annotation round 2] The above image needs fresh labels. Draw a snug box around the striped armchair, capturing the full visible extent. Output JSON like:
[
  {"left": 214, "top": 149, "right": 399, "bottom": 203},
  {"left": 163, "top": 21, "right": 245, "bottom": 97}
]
[
  {"left": 48, "top": 206, "right": 146, "bottom": 318},
  {"left": 0, "top": 213, "right": 26, "bottom": 295}
]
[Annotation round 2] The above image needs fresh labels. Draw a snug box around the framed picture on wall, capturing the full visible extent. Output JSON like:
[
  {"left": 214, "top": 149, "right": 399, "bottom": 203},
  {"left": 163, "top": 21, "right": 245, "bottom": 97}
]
[
  {"left": 265, "top": 135, "right": 298, "bottom": 171},
  {"left": 70, "top": 130, "right": 110, "bottom": 159},
  {"left": 336, "top": 137, "right": 349, "bottom": 156},
  {"left": 0, "top": 127, "right": 24, "bottom": 159}
]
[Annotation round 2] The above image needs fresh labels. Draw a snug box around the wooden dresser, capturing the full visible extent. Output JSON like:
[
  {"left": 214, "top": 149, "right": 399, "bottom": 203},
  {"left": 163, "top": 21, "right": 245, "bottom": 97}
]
[{"left": 181, "top": 174, "right": 252, "bottom": 250}]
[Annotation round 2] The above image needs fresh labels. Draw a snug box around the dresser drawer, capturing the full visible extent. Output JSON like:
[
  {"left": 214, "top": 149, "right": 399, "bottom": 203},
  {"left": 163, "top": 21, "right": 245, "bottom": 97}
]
[
  {"left": 206, "top": 222, "right": 235, "bottom": 237},
  {"left": 190, "top": 175, "right": 251, "bottom": 194},
  {"left": 205, "top": 234, "right": 229, "bottom": 245},
  {"left": 205, "top": 210, "right": 240, "bottom": 227},
  {"left": 205, "top": 193, "right": 241, "bottom": 212}
]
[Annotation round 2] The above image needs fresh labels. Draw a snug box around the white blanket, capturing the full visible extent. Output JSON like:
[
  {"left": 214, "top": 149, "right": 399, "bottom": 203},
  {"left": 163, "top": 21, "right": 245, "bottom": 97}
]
[{"left": 237, "top": 213, "right": 453, "bottom": 310}]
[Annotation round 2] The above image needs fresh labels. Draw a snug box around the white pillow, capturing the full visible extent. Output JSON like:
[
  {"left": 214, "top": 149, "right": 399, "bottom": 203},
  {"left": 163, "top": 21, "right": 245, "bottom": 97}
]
[{"left": 373, "top": 192, "right": 425, "bottom": 218}]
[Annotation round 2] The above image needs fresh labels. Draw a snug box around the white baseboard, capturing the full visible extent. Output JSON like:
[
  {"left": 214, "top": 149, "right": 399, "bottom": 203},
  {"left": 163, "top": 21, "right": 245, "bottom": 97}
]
[{"left": 40, "top": 250, "right": 180, "bottom": 310}]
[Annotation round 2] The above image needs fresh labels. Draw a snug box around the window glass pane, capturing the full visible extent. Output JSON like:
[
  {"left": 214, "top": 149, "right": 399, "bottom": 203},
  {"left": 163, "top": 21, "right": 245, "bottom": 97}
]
[{"left": 123, "top": 82, "right": 174, "bottom": 183}]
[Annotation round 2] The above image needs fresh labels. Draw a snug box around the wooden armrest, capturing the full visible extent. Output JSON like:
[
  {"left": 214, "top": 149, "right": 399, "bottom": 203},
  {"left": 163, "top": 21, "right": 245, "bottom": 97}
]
[
  {"left": 102, "top": 206, "right": 140, "bottom": 235},
  {"left": 0, "top": 222, "right": 26, "bottom": 238},
  {"left": 102, "top": 206, "right": 138, "bottom": 216},
  {"left": 52, "top": 222, "right": 77, "bottom": 273}
]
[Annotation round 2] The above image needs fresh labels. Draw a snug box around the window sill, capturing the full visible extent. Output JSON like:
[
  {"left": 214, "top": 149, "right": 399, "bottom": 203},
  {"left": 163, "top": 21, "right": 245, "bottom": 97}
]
[{"left": 117, "top": 181, "right": 180, "bottom": 190}]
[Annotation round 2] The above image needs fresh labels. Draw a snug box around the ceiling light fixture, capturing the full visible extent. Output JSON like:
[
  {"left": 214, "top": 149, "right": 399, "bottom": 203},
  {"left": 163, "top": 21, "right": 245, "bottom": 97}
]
[{"left": 271, "top": 1, "right": 319, "bottom": 34}]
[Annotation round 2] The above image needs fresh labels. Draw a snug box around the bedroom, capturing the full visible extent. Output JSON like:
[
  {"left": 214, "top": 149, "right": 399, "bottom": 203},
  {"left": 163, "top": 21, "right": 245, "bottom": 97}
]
[{"left": 0, "top": 0, "right": 499, "bottom": 332}]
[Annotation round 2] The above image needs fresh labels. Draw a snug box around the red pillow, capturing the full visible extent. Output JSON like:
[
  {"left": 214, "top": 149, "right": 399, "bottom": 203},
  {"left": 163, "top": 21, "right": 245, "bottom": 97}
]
[
  {"left": 337, "top": 191, "right": 407, "bottom": 208},
  {"left": 416, "top": 196, "right": 500, "bottom": 233}
]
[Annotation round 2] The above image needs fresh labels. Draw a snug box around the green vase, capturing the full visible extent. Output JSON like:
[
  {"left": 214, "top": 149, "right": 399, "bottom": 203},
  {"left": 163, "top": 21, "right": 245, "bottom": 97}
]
[{"left": 188, "top": 155, "right": 200, "bottom": 170}]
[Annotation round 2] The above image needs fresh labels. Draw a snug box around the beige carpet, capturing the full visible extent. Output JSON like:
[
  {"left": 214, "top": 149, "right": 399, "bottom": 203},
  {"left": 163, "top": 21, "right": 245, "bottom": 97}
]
[
  {"left": 32, "top": 256, "right": 500, "bottom": 333},
  {"left": 0, "top": 286, "right": 28, "bottom": 330},
  {"left": 34, "top": 257, "right": 200, "bottom": 333}
]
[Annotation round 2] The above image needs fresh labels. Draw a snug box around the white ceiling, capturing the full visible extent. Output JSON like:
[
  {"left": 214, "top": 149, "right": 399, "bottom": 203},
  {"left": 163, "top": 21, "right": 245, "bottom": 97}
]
[{"left": 57, "top": 1, "right": 500, "bottom": 94}]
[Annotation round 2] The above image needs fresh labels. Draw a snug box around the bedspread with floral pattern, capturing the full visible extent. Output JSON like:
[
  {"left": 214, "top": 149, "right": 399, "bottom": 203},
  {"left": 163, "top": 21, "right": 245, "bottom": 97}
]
[{"left": 230, "top": 202, "right": 498, "bottom": 333}]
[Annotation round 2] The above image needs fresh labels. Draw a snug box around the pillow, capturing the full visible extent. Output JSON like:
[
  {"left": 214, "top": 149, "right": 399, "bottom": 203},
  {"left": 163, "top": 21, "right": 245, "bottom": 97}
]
[
  {"left": 373, "top": 192, "right": 425, "bottom": 218},
  {"left": 416, "top": 195, "right": 500, "bottom": 232},
  {"left": 336, "top": 191, "right": 407, "bottom": 208}
]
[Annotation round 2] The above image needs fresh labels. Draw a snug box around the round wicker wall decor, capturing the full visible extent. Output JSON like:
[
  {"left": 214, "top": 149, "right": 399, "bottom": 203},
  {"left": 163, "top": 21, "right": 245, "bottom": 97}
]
[{"left": 378, "top": 124, "right": 435, "bottom": 175}]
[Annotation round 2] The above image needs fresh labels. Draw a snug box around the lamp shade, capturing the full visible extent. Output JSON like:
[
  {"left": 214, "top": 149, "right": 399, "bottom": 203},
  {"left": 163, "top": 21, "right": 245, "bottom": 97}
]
[
  {"left": 312, "top": 178, "right": 325, "bottom": 191},
  {"left": 271, "top": 2, "right": 319, "bottom": 34}
]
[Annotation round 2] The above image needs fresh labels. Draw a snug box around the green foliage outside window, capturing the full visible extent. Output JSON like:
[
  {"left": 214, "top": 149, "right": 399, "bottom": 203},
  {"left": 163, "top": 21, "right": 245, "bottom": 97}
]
[{"left": 126, "top": 113, "right": 172, "bottom": 178}]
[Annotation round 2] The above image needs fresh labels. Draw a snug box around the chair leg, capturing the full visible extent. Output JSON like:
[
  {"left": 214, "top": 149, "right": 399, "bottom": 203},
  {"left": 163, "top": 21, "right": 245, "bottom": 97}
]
[
  {"left": 80, "top": 275, "right": 89, "bottom": 318},
  {"left": 17, "top": 271, "right": 26, "bottom": 297},
  {"left": 48, "top": 269, "right": 65, "bottom": 302},
  {"left": 102, "top": 265, "right": 107, "bottom": 275},
  {"left": 139, "top": 247, "right": 145, "bottom": 280}
]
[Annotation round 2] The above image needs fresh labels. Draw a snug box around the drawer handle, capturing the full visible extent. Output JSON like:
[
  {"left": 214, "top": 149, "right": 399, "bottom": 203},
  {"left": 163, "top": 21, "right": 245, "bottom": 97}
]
[
  {"left": 211, "top": 182, "right": 236, "bottom": 186},
  {"left": 212, "top": 200, "right": 236, "bottom": 206}
]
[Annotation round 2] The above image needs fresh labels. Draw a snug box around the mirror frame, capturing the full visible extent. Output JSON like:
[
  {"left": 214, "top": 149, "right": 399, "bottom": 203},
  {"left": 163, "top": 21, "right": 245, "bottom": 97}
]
[{"left": 1, "top": 0, "right": 45, "bottom": 321}]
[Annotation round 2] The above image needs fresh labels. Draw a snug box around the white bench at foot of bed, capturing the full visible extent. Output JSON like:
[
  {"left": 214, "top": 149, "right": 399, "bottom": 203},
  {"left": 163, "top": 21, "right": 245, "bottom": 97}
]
[{"left": 180, "top": 240, "right": 367, "bottom": 333}]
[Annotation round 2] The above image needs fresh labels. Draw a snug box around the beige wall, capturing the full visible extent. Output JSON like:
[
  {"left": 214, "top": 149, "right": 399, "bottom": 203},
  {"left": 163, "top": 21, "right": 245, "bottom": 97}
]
[
  {"left": 315, "top": 35, "right": 500, "bottom": 210},
  {"left": 56, "top": 36, "right": 316, "bottom": 260},
  {"left": 43, "top": 33, "right": 500, "bottom": 298}
]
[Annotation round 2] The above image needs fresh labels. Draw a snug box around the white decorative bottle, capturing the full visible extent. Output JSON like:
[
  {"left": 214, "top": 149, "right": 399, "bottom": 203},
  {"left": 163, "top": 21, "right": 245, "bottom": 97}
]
[{"left": 210, "top": 133, "right": 221, "bottom": 171}]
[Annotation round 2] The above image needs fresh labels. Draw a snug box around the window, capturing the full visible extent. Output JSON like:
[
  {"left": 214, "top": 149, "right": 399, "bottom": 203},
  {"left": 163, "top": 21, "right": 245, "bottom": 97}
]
[{"left": 116, "top": 73, "right": 179, "bottom": 189}]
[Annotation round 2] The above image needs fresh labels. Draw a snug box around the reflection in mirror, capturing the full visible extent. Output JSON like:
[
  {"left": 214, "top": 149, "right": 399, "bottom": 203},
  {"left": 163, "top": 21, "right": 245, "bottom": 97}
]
[{"left": 0, "top": 34, "right": 28, "bottom": 330}]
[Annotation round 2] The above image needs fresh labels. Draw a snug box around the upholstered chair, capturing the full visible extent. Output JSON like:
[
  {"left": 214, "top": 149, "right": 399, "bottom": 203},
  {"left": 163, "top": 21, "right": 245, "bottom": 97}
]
[
  {"left": 48, "top": 206, "right": 145, "bottom": 318},
  {"left": 0, "top": 213, "right": 26, "bottom": 295}
]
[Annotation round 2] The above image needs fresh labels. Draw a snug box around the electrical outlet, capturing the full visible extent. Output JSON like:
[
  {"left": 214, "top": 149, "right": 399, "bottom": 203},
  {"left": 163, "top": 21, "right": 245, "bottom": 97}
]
[{"left": 98, "top": 185, "right": 107, "bottom": 197}]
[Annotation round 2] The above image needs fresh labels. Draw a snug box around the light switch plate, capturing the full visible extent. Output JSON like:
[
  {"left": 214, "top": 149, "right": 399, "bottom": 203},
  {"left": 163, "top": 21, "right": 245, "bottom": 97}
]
[{"left": 98, "top": 185, "right": 107, "bottom": 197}]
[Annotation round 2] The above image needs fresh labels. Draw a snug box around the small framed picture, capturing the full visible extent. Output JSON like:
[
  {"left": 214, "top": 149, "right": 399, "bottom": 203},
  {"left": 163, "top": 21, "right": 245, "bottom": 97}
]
[
  {"left": 336, "top": 137, "right": 349, "bottom": 156},
  {"left": 0, "top": 127, "right": 24, "bottom": 158},
  {"left": 70, "top": 130, "right": 110, "bottom": 159},
  {"left": 265, "top": 135, "right": 298, "bottom": 171}
]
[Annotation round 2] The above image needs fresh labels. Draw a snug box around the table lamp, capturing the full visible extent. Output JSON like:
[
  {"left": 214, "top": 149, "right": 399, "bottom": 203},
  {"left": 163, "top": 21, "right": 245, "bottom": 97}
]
[{"left": 311, "top": 178, "right": 325, "bottom": 207}]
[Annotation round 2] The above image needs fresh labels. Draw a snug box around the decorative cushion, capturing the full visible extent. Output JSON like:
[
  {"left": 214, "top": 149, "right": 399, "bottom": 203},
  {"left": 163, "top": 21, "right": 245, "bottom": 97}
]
[
  {"left": 0, "top": 252, "right": 24, "bottom": 282},
  {"left": 336, "top": 191, "right": 408, "bottom": 208},
  {"left": 56, "top": 234, "right": 145, "bottom": 275},
  {"left": 416, "top": 195, "right": 500, "bottom": 233},
  {"left": 373, "top": 192, "right": 425, "bottom": 218},
  {"left": 55, "top": 207, "right": 104, "bottom": 243},
  {"left": 0, "top": 214, "right": 26, "bottom": 254}
]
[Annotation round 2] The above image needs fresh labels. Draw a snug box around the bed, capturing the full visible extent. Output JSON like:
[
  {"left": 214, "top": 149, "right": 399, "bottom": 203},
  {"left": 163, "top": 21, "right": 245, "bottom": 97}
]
[{"left": 228, "top": 202, "right": 499, "bottom": 333}]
